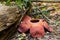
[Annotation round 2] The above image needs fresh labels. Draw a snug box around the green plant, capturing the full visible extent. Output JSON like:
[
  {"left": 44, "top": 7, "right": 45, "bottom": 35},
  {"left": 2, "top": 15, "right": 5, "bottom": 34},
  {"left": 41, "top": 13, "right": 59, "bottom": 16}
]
[
  {"left": 0, "top": 0, "right": 31, "bottom": 9},
  {"left": 6, "top": 0, "right": 10, "bottom": 5}
]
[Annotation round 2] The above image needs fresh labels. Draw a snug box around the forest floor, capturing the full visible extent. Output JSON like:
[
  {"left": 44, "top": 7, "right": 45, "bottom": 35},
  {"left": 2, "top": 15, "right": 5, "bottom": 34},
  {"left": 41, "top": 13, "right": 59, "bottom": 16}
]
[
  {"left": 10, "top": 14, "right": 60, "bottom": 40},
  {"left": 10, "top": 2, "right": 60, "bottom": 40}
]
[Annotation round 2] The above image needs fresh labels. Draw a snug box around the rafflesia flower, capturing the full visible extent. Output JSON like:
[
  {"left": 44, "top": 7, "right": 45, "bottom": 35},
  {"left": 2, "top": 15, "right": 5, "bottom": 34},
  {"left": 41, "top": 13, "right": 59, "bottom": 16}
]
[{"left": 18, "top": 15, "right": 53, "bottom": 38}]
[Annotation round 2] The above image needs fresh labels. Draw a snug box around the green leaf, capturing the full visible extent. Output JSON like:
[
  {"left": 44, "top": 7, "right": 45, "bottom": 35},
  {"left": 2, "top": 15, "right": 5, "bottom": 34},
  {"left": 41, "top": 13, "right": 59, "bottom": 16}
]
[
  {"left": 42, "top": 11, "right": 50, "bottom": 15},
  {"left": 15, "top": 0, "right": 23, "bottom": 9},
  {"left": 6, "top": 0, "right": 10, "bottom": 5},
  {"left": 24, "top": 0, "right": 29, "bottom": 2}
]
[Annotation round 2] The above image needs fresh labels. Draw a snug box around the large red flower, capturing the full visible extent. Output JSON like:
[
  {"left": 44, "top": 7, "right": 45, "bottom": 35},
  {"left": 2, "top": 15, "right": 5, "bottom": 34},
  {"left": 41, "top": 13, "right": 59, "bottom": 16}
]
[{"left": 18, "top": 15, "right": 53, "bottom": 38}]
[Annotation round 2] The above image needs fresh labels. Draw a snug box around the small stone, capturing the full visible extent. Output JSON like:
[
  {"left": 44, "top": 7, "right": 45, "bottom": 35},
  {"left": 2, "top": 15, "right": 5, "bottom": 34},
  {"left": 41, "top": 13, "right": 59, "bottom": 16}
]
[
  {"left": 6, "top": 23, "right": 11, "bottom": 26},
  {"left": 22, "top": 33, "right": 26, "bottom": 37}
]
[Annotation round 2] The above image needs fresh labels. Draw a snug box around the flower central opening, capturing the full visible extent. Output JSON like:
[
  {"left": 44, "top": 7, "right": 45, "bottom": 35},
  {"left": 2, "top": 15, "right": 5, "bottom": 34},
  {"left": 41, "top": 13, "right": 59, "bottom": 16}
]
[{"left": 30, "top": 19, "right": 39, "bottom": 23}]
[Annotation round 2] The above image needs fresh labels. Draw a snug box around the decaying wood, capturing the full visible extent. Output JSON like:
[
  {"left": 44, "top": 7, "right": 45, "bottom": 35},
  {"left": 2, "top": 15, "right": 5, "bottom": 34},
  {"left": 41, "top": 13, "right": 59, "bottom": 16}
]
[
  {"left": 0, "top": 4, "right": 20, "bottom": 31},
  {"left": 0, "top": 8, "right": 29, "bottom": 40},
  {"left": 0, "top": 4, "right": 20, "bottom": 40}
]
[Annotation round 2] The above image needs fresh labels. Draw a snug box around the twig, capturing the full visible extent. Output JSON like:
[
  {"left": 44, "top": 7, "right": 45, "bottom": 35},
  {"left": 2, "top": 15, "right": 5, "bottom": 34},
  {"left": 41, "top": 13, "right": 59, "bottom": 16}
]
[{"left": 42, "top": 13, "right": 56, "bottom": 23}]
